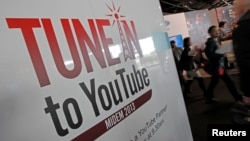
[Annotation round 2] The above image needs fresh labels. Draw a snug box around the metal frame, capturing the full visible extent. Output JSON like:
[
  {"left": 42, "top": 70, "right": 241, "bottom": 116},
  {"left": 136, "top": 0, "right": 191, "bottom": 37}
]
[{"left": 160, "top": 0, "right": 234, "bottom": 13}]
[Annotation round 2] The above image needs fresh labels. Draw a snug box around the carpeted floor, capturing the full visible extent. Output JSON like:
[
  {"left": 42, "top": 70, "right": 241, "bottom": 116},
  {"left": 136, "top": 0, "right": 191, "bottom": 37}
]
[{"left": 184, "top": 71, "right": 240, "bottom": 141}]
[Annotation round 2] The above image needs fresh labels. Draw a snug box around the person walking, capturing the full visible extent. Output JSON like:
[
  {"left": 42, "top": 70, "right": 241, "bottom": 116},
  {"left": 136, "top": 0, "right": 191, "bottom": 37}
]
[
  {"left": 170, "top": 40, "right": 185, "bottom": 94},
  {"left": 204, "top": 25, "right": 242, "bottom": 103},
  {"left": 179, "top": 37, "right": 207, "bottom": 99},
  {"left": 218, "top": 21, "right": 232, "bottom": 43},
  {"left": 231, "top": 0, "right": 250, "bottom": 124}
]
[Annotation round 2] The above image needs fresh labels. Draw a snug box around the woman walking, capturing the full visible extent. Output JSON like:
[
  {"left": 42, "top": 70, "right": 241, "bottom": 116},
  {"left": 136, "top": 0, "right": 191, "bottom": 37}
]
[{"left": 179, "top": 37, "right": 207, "bottom": 99}]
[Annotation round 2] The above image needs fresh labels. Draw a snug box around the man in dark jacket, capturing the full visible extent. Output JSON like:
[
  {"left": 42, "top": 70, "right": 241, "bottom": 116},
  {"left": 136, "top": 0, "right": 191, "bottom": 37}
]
[
  {"left": 233, "top": 1, "right": 250, "bottom": 106},
  {"left": 231, "top": 0, "right": 250, "bottom": 123},
  {"left": 171, "top": 40, "right": 183, "bottom": 65},
  {"left": 204, "top": 25, "right": 242, "bottom": 103},
  {"left": 170, "top": 40, "right": 186, "bottom": 95}
]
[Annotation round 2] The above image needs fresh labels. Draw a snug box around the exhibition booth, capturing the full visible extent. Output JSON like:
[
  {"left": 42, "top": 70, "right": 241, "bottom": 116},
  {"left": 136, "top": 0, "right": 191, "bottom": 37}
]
[
  {"left": 164, "top": 6, "right": 235, "bottom": 47},
  {"left": 0, "top": 1, "right": 239, "bottom": 140},
  {"left": 164, "top": 6, "right": 237, "bottom": 76},
  {"left": 0, "top": 0, "right": 193, "bottom": 141}
]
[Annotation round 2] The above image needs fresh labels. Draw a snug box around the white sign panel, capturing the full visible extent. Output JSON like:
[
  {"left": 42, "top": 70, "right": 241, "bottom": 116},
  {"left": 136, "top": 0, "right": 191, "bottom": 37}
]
[{"left": 0, "top": 0, "right": 193, "bottom": 141}]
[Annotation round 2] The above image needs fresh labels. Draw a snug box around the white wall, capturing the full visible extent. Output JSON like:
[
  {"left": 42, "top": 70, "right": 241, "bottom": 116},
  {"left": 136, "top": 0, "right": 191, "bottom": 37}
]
[
  {"left": 209, "top": 9, "right": 219, "bottom": 26},
  {"left": 163, "top": 13, "right": 189, "bottom": 38}
]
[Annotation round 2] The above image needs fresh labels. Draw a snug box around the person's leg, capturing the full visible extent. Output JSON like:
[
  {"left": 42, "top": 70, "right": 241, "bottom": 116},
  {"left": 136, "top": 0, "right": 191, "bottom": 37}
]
[
  {"left": 195, "top": 77, "right": 207, "bottom": 97},
  {"left": 177, "top": 70, "right": 185, "bottom": 92},
  {"left": 183, "top": 70, "right": 195, "bottom": 98},
  {"left": 220, "top": 71, "right": 242, "bottom": 101},
  {"left": 206, "top": 75, "right": 219, "bottom": 100},
  {"left": 183, "top": 80, "right": 193, "bottom": 98},
  {"left": 192, "top": 70, "right": 207, "bottom": 97},
  {"left": 224, "top": 56, "right": 229, "bottom": 69}
]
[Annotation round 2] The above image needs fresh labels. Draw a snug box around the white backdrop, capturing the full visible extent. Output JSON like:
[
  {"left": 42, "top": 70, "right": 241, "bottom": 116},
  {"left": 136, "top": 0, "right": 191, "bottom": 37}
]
[
  {"left": 163, "top": 13, "right": 189, "bottom": 38},
  {"left": 0, "top": 0, "right": 193, "bottom": 140}
]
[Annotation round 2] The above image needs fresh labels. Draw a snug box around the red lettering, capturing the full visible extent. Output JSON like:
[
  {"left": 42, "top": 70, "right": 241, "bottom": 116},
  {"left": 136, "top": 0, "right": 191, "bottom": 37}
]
[
  {"left": 72, "top": 19, "right": 107, "bottom": 73},
  {"left": 122, "top": 20, "right": 143, "bottom": 58},
  {"left": 96, "top": 19, "right": 121, "bottom": 66},
  {"left": 41, "top": 19, "right": 82, "bottom": 79},
  {"left": 6, "top": 17, "right": 141, "bottom": 87},
  {"left": 6, "top": 18, "right": 50, "bottom": 87}
]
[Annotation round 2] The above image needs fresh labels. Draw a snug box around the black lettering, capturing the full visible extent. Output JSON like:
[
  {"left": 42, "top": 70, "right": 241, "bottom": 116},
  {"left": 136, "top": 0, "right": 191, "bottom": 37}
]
[
  {"left": 44, "top": 96, "right": 68, "bottom": 136},
  {"left": 142, "top": 68, "right": 150, "bottom": 86},
  {"left": 79, "top": 79, "right": 100, "bottom": 116},
  {"left": 109, "top": 80, "right": 123, "bottom": 105},
  {"left": 63, "top": 98, "right": 83, "bottom": 129},
  {"left": 126, "top": 73, "right": 138, "bottom": 95},
  {"left": 132, "top": 65, "right": 144, "bottom": 90},
  {"left": 98, "top": 85, "right": 112, "bottom": 110},
  {"left": 116, "top": 68, "right": 129, "bottom": 98}
]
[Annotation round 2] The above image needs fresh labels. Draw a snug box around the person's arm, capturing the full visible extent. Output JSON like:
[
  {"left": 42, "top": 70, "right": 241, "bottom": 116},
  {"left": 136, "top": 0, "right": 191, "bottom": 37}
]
[
  {"left": 205, "top": 39, "right": 223, "bottom": 60},
  {"left": 188, "top": 48, "right": 197, "bottom": 57},
  {"left": 220, "top": 31, "right": 232, "bottom": 41},
  {"left": 233, "top": 20, "right": 250, "bottom": 98}
]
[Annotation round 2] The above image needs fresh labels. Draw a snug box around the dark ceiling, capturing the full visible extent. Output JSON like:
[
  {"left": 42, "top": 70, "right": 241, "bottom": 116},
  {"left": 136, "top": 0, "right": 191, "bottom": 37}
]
[{"left": 159, "top": 0, "right": 234, "bottom": 14}]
